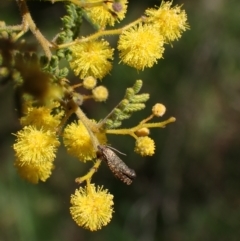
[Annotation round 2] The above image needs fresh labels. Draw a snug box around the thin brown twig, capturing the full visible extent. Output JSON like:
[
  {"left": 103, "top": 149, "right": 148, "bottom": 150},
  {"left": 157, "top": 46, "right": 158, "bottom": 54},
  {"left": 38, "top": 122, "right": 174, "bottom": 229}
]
[{"left": 16, "top": 0, "right": 52, "bottom": 59}]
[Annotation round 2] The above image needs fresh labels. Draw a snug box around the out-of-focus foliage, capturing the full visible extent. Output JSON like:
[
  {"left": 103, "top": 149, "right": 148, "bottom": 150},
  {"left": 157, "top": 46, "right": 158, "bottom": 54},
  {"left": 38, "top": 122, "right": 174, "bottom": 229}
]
[{"left": 1, "top": 0, "right": 240, "bottom": 240}]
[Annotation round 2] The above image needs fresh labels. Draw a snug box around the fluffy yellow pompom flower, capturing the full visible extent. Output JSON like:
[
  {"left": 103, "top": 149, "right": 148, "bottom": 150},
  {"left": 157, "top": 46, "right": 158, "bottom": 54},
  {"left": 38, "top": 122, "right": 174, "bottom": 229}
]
[
  {"left": 13, "top": 126, "right": 60, "bottom": 165},
  {"left": 69, "top": 40, "right": 114, "bottom": 79},
  {"left": 63, "top": 120, "right": 107, "bottom": 162},
  {"left": 20, "top": 106, "right": 63, "bottom": 130},
  {"left": 70, "top": 184, "right": 114, "bottom": 231},
  {"left": 145, "top": 1, "right": 189, "bottom": 42},
  {"left": 118, "top": 23, "right": 165, "bottom": 70},
  {"left": 14, "top": 158, "right": 54, "bottom": 184},
  {"left": 84, "top": 0, "right": 128, "bottom": 28},
  {"left": 134, "top": 136, "right": 155, "bottom": 156}
]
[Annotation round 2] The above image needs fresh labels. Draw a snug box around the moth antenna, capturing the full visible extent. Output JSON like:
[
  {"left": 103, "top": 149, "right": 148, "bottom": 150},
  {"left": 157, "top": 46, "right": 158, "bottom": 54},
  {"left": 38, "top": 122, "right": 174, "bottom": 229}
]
[{"left": 105, "top": 145, "right": 126, "bottom": 156}]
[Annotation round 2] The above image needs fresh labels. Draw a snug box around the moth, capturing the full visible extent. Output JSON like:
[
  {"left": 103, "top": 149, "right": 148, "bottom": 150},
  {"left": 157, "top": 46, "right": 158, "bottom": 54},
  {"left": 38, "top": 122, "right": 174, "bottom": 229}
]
[{"left": 97, "top": 145, "right": 136, "bottom": 185}]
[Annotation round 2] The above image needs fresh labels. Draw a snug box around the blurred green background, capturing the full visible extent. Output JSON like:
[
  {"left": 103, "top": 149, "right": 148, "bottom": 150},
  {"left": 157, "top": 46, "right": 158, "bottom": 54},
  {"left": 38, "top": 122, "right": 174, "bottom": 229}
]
[{"left": 1, "top": 0, "right": 240, "bottom": 241}]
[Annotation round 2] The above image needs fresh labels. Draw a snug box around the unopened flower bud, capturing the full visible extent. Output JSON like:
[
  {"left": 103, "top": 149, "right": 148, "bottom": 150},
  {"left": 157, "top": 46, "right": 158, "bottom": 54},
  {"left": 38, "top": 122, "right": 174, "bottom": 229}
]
[
  {"left": 92, "top": 86, "right": 109, "bottom": 102},
  {"left": 135, "top": 127, "right": 150, "bottom": 137},
  {"left": 72, "top": 93, "right": 84, "bottom": 106},
  {"left": 83, "top": 76, "right": 97, "bottom": 90},
  {"left": 152, "top": 103, "right": 166, "bottom": 117},
  {"left": 112, "top": 2, "right": 123, "bottom": 12}
]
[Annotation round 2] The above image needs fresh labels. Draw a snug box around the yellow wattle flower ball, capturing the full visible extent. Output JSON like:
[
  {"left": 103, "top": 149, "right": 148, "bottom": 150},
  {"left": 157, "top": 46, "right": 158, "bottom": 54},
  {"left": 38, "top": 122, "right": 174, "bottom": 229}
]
[
  {"left": 20, "top": 105, "right": 62, "bottom": 130},
  {"left": 69, "top": 40, "right": 114, "bottom": 80},
  {"left": 70, "top": 184, "right": 114, "bottom": 231},
  {"left": 134, "top": 136, "right": 155, "bottom": 156},
  {"left": 13, "top": 126, "right": 60, "bottom": 165},
  {"left": 63, "top": 120, "right": 107, "bottom": 162},
  {"left": 14, "top": 158, "right": 54, "bottom": 184},
  {"left": 83, "top": 0, "right": 128, "bottom": 28},
  {"left": 145, "top": 1, "right": 189, "bottom": 42},
  {"left": 118, "top": 23, "right": 165, "bottom": 70}
]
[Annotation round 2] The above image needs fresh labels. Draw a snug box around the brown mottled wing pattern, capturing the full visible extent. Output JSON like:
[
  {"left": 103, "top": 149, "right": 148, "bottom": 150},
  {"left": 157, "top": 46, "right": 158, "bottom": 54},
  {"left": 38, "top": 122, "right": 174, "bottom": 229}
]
[{"left": 97, "top": 145, "right": 136, "bottom": 185}]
